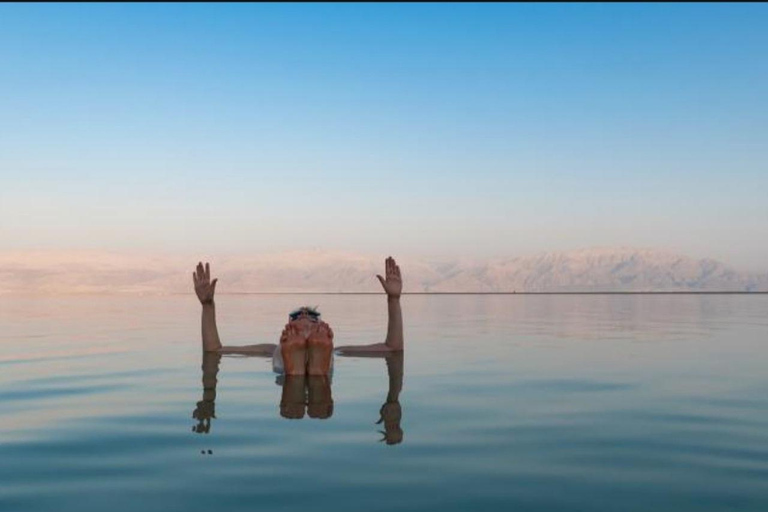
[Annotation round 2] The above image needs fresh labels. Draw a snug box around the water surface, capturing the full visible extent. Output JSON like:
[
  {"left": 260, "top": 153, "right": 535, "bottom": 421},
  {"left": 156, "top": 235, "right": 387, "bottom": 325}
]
[{"left": 1, "top": 294, "right": 767, "bottom": 511}]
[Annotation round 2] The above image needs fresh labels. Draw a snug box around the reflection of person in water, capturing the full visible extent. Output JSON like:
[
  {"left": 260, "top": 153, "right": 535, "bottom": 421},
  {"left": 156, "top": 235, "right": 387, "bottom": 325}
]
[
  {"left": 280, "top": 375, "right": 334, "bottom": 420},
  {"left": 378, "top": 352, "right": 404, "bottom": 445},
  {"left": 192, "top": 351, "right": 220, "bottom": 435},
  {"left": 192, "top": 256, "right": 404, "bottom": 375},
  {"left": 336, "top": 350, "right": 405, "bottom": 445},
  {"left": 192, "top": 349, "right": 402, "bottom": 439},
  {"left": 191, "top": 350, "right": 333, "bottom": 429},
  {"left": 191, "top": 343, "right": 403, "bottom": 441}
]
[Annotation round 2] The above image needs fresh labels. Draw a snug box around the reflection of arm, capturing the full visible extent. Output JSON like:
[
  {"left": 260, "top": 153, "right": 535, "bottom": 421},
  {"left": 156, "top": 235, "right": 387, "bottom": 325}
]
[
  {"left": 334, "top": 350, "right": 404, "bottom": 444},
  {"left": 378, "top": 352, "right": 404, "bottom": 445},
  {"left": 193, "top": 351, "right": 221, "bottom": 434},
  {"left": 385, "top": 351, "right": 404, "bottom": 401}
]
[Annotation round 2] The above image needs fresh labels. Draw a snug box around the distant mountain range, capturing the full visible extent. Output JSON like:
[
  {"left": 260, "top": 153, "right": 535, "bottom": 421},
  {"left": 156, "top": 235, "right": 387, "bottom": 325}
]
[{"left": 1, "top": 248, "right": 766, "bottom": 295}]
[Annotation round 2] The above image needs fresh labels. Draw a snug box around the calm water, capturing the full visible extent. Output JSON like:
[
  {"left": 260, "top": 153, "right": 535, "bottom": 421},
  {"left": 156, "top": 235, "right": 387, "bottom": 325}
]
[{"left": 1, "top": 294, "right": 767, "bottom": 512}]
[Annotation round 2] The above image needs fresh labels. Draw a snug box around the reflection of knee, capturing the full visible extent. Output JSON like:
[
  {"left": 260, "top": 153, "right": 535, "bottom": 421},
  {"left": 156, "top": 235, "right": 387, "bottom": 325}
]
[{"left": 307, "top": 402, "right": 333, "bottom": 419}]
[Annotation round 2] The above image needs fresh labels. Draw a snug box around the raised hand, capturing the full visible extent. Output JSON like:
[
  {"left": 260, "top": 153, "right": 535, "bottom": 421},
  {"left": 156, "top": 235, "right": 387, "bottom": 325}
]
[
  {"left": 193, "top": 262, "right": 218, "bottom": 305},
  {"left": 376, "top": 256, "right": 402, "bottom": 299}
]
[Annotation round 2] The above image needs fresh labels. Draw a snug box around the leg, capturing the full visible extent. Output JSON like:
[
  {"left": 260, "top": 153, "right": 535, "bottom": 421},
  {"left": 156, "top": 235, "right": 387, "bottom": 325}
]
[
  {"left": 280, "top": 323, "right": 307, "bottom": 375},
  {"left": 307, "top": 322, "right": 334, "bottom": 375}
]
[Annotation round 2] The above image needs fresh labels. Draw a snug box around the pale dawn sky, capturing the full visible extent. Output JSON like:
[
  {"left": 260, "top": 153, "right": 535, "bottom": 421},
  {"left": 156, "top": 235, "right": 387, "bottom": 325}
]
[{"left": 1, "top": 4, "right": 766, "bottom": 270}]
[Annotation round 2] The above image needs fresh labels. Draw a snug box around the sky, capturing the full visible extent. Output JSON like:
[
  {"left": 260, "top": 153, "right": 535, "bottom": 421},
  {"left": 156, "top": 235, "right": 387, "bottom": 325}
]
[{"left": 1, "top": 3, "right": 767, "bottom": 270}]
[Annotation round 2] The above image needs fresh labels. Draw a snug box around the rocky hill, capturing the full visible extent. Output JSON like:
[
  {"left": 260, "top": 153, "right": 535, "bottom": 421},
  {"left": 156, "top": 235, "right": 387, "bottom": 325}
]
[{"left": 1, "top": 248, "right": 766, "bottom": 294}]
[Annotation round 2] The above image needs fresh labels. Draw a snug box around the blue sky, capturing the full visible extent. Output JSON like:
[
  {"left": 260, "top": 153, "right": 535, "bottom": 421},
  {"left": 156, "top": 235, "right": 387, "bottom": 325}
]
[{"left": 1, "top": 4, "right": 766, "bottom": 269}]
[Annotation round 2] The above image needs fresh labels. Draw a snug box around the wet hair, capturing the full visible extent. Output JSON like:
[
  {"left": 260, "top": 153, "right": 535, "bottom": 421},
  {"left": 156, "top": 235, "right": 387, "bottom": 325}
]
[{"left": 288, "top": 306, "right": 321, "bottom": 322}]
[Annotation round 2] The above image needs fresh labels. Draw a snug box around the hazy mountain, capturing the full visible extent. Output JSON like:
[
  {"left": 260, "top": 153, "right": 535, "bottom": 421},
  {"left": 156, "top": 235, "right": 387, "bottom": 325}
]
[{"left": 1, "top": 248, "right": 766, "bottom": 295}]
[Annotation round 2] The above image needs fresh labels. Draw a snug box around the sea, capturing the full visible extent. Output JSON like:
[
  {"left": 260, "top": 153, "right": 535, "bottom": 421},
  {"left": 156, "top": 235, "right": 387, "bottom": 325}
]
[{"left": 1, "top": 294, "right": 767, "bottom": 512}]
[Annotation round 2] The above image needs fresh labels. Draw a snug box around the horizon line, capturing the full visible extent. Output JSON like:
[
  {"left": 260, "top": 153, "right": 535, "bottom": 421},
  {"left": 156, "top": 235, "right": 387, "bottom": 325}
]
[{"left": 179, "top": 291, "right": 768, "bottom": 296}]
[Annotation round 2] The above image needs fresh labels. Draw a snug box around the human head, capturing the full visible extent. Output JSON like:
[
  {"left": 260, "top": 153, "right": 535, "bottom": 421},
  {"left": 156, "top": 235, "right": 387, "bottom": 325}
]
[{"left": 288, "top": 306, "right": 321, "bottom": 323}]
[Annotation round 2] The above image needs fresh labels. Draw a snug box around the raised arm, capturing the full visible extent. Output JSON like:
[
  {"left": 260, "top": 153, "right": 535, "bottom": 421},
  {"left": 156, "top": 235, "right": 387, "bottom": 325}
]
[
  {"left": 194, "top": 261, "right": 277, "bottom": 355},
  {"left": 380, "top": 256, "right": 404, "bottom": 350},
  {"left": 335, "top": 256, "right": 404, "bottom": 354},
  {"left": 194, "top": 262, "right": 222, "bottom": 352}
]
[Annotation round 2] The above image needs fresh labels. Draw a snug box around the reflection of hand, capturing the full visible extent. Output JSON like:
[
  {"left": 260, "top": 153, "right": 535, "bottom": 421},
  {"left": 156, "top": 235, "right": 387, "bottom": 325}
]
[
  {"left": 376, "top": 257, "right": 402, "bottom": 299},
  {"left": 377, "top": 401, "right": 403, "bottom": 445},
  {"left": 378, "top": 401, "right": 401, "bottom": 424},
  {"left": 192, "top": 399, "right": 215, "bottom": 434},
  {"left": 193, "top": 262, "right": 218, "bottom": 305}
]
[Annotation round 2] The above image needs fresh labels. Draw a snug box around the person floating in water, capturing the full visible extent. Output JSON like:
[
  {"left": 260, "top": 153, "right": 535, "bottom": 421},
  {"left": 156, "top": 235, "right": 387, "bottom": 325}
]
[{"left": 192, "top": 256, "right": 404, "bottom": 376}]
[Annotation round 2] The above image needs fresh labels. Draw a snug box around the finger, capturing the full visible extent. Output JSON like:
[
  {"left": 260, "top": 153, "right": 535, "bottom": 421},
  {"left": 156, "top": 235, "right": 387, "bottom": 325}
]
[
  {"left": 376, "top": 275, "right": 386, "bottom": 288},
  {"left": 193, "top": 272, "right": 198, "bottom": 285},
  {"left": 395, "top": 264, "right": 401, "bottom": 278},
  {"left": 211, "top": 278, "right": 218, "bottom": 293},
  {"left": 197, "top": 262, "right": 205, "bottom": 281},
  {"left": 205, "top": 262, "right": 210, "bottom": 281}
]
